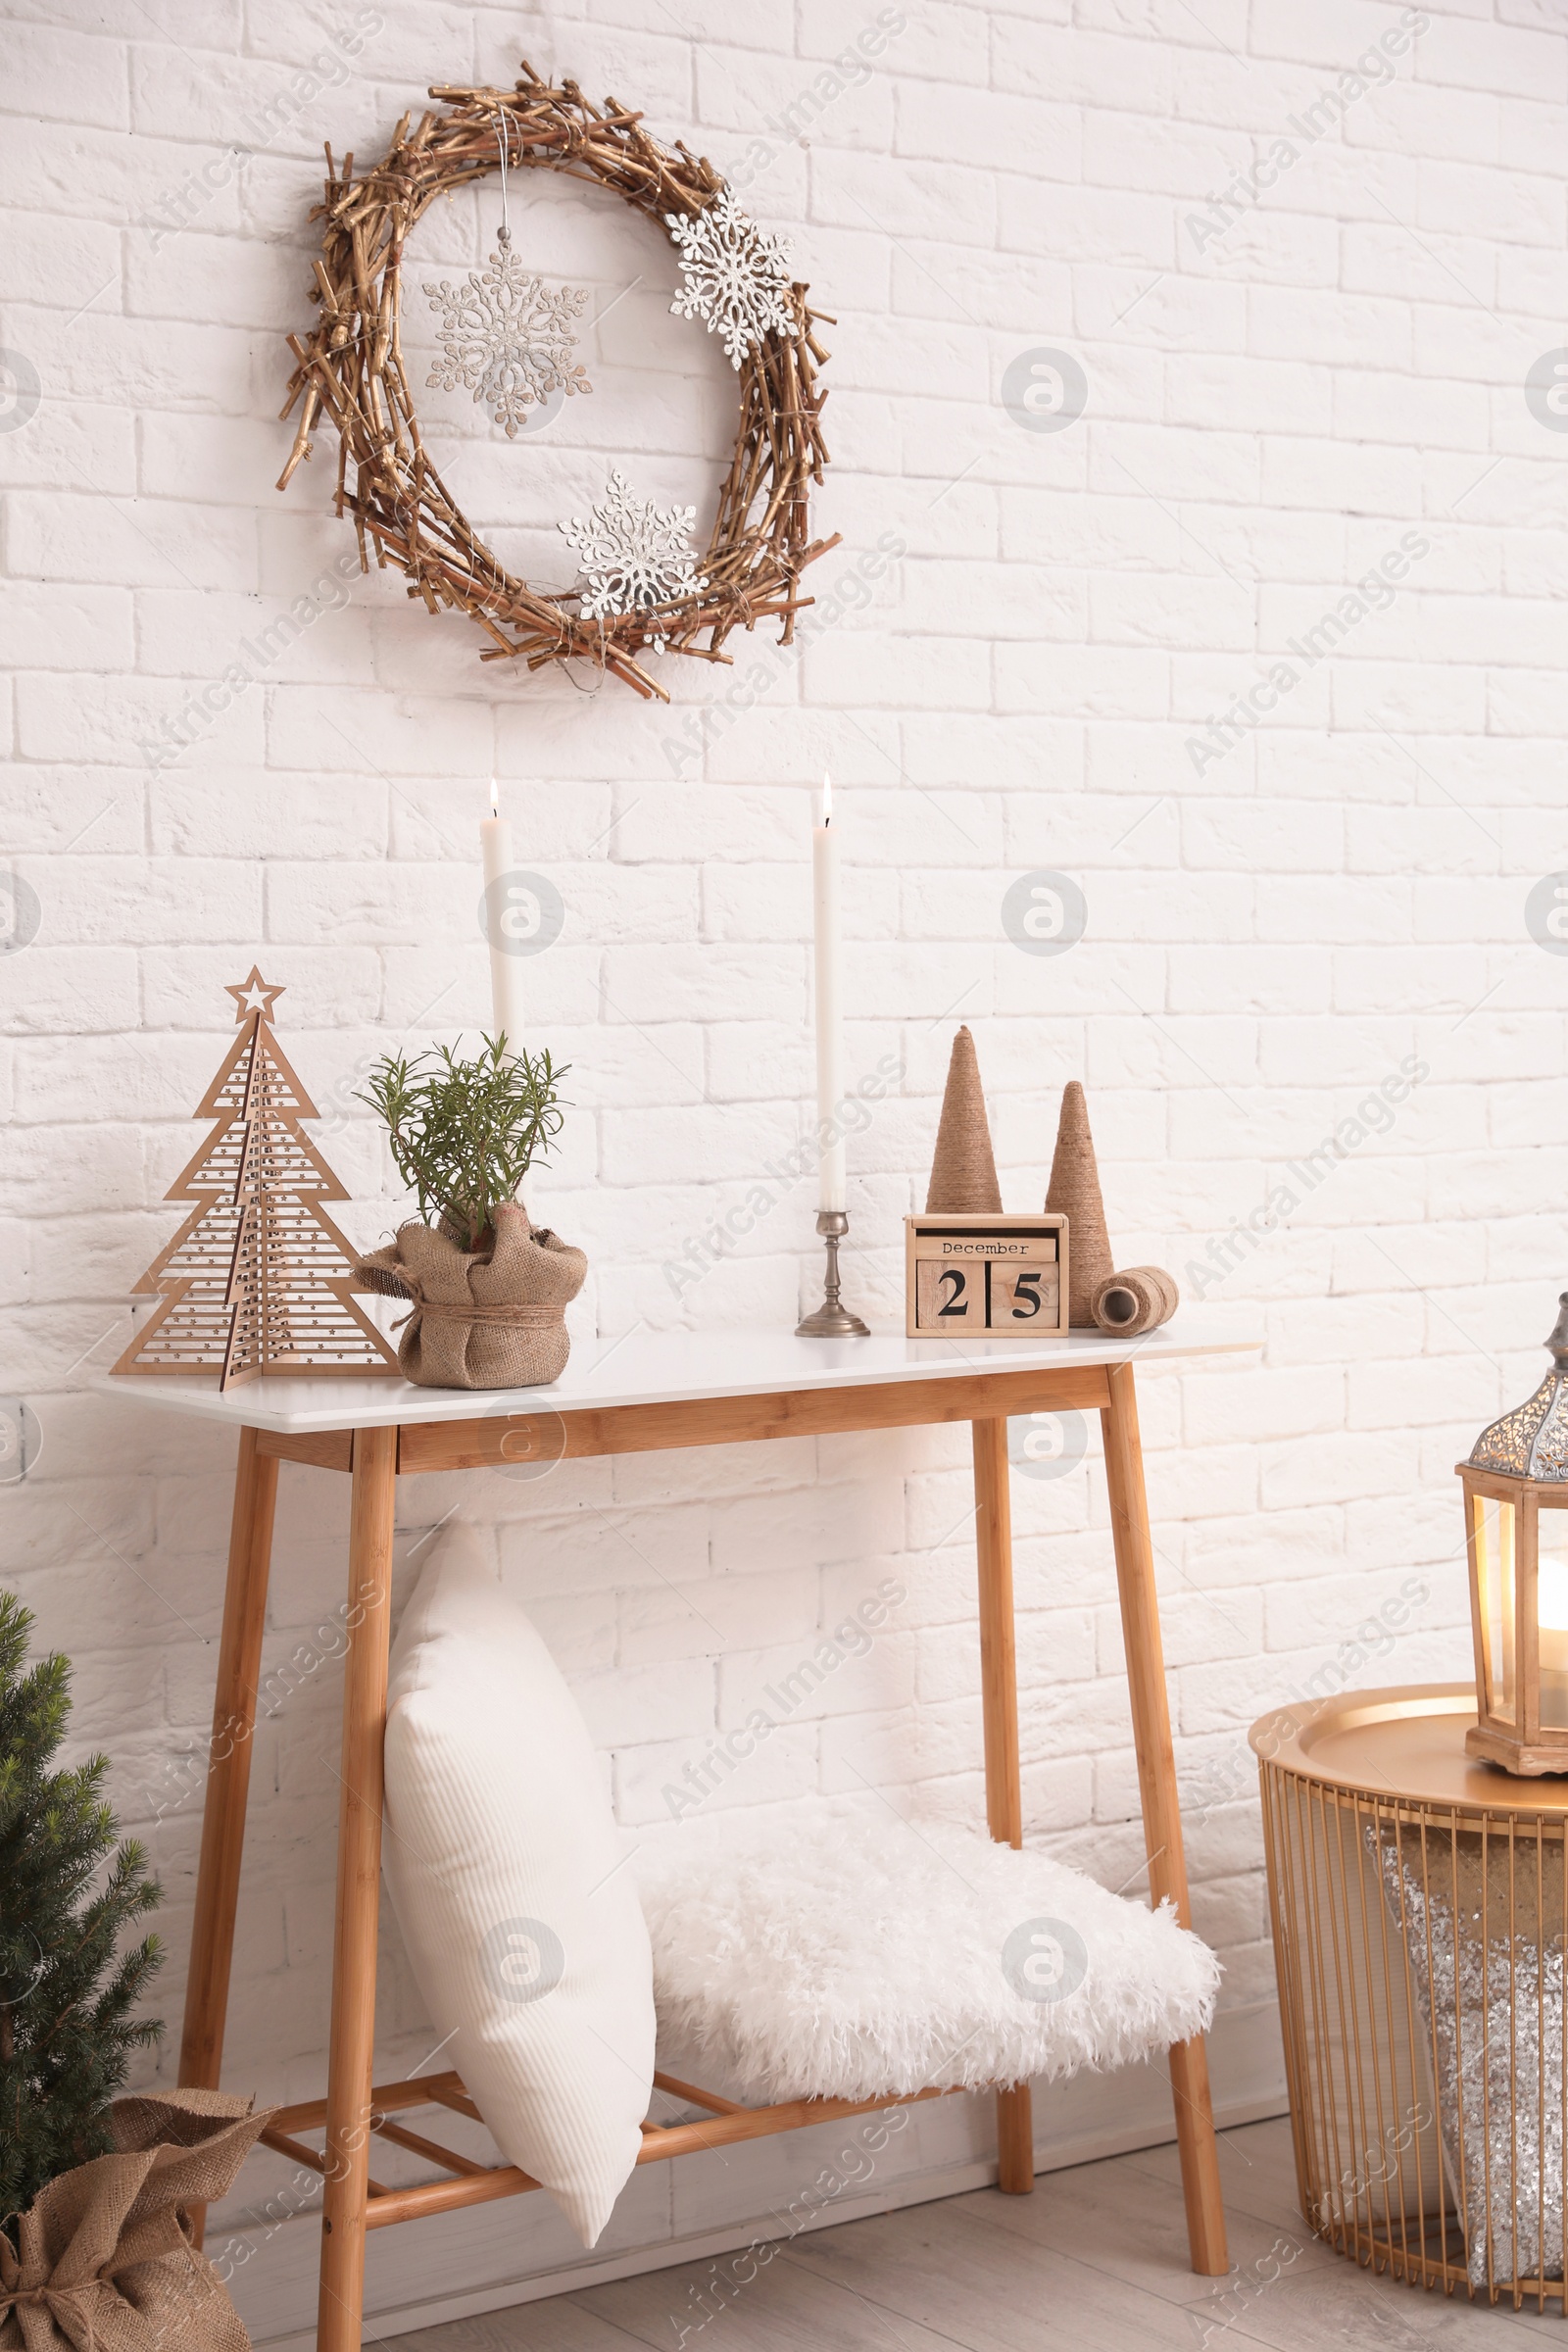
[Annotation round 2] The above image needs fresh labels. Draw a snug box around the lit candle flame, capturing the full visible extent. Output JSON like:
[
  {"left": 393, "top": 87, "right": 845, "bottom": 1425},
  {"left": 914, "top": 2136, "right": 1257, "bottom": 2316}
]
[{"left": 822, "top": 770, "right": 832, "bottom": 826}]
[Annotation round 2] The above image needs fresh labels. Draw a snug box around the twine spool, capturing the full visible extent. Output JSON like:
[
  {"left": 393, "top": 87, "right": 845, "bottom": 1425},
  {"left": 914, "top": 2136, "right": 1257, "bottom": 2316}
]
[{"left": 1091, "top": 1265, "right": 1179, "bottom": 1336}]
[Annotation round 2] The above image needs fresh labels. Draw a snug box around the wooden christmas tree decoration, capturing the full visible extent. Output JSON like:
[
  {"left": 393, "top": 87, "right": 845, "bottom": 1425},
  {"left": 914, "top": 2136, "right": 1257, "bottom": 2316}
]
[
  {"left": 1044, "top": 1080, "right": 1113, "bottom": 1328},
  {"left": 924, "top": 1025, "right": 1004, "bottom": 1213},
  {"left": 114, "top": 968, "right": 398, "bottom": 1389}
]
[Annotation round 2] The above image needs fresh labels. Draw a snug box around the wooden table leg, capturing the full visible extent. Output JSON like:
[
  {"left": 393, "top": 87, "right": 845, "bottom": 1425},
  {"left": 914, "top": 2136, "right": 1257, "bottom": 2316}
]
[
  {"left": 318, "top": 1426, "right": 398, "bottom": 2352},
  {"left": 972, "top": 1416, "right": 1033, "bottom": 2195},
  {"left": 178, "top": 1424, "right": 278, "bottom": 2242},
  {"left": 1101, "top": 1362, "right": 1229, "bottom": 2277}
]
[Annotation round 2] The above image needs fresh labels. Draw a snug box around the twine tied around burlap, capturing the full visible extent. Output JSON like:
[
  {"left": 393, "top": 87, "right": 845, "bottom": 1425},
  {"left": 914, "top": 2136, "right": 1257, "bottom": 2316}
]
[
  {"left": 356, "top": 1200, "right": 587, "bottom": 1390},
  {"left": 0, "top": 2284, "right": 109, "bottom": 2352},
  {"left": 0, "top": 2088, "right": 272, "bottom": 2352}
]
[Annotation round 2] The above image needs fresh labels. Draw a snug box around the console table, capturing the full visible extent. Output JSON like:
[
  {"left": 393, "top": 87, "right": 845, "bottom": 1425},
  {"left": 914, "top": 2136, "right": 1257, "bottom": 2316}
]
[{"left": 104, "top": 1317, "right": 1253, "bottom": 2346}]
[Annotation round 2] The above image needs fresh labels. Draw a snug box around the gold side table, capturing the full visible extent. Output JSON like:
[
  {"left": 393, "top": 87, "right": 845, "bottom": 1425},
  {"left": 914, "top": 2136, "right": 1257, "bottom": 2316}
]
[{"left": 1252, "top": 1683, "right": 1568, "bottom": 2315}]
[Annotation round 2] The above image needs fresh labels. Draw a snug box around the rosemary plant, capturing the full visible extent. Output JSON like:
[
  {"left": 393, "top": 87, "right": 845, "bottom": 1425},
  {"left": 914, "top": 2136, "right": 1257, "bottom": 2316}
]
[{"left": 357, "top": 1035, "right": 569, "bottom": 1251}]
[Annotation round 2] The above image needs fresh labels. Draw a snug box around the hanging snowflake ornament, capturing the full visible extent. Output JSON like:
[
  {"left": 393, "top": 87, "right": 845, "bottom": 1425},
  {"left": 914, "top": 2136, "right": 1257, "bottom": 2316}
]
[
  {"left": 423, "top": 234, "right": 592, "bottom": 437},
  {"left": 665, "top": 187, "right": 795, "bottom": 368},
  {"left": 559, "top": 469, "right": 709, "bottom": 637}
]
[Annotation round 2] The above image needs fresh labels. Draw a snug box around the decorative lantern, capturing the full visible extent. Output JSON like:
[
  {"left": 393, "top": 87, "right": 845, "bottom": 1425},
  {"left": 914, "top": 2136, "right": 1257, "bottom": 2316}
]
[{"left": 1463, "top": 1293, "right": 1568, "bottom": 1775}]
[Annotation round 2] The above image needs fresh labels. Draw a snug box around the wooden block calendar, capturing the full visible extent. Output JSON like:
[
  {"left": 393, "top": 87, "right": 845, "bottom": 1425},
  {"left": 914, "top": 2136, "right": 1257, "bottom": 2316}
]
[{"left": 904, "top": 1213, "right": 1069, "bottom": 1340}]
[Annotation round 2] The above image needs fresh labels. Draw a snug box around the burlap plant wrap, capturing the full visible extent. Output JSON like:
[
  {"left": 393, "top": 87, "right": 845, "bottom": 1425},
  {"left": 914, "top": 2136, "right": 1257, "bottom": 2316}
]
[
  {"left": 357, "top": 1200, "right": 587, "bottom": 1390},
  {"left": 0, "top": 2088, "right": 271, "bottom": 2352}
]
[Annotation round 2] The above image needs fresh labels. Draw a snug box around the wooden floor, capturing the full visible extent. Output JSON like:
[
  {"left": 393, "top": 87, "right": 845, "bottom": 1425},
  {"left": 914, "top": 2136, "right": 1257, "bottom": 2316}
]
[{"left": 397, "top": 2115, "right": 1568, "bottom": 2351}]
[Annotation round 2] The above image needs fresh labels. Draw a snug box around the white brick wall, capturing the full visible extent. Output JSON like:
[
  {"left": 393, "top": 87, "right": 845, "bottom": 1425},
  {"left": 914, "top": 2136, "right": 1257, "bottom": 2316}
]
[{"left": 4, "top": 0, "right": 1567, "bottom": 2324}]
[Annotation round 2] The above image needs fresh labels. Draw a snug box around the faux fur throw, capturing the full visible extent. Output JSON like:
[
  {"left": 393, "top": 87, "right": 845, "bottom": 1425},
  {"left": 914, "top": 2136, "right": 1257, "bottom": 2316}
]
[{"left": 635, "top": 1803, "right": 1220, "bottom": 2104}]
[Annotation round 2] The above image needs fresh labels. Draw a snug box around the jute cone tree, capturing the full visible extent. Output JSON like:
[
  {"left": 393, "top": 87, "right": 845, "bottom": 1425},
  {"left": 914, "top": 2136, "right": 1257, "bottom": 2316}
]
[
  {"left": 1045, "top": 1081, "right": 1113, "bottom": 1327},
  {"left": 115, "top": 970, "right": 397, "bottom": 1390},
  {"left": 925, "top": 1026, "right": 1003, "bottom": 1213}
]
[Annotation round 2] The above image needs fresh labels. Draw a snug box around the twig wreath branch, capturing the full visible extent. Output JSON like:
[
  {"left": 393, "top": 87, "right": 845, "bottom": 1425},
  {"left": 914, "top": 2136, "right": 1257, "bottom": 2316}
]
[{"left": 276, "top": 65, "right": 840, "bottom": 702}]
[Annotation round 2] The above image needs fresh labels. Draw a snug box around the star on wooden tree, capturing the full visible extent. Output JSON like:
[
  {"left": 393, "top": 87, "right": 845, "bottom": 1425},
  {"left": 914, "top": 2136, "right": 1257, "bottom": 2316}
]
[
  {"left": 424, "top": 240, "right": 593, "bottom": 436},
  {"left": 225, "top": 963, "right": 285, "bottom": 1021}
]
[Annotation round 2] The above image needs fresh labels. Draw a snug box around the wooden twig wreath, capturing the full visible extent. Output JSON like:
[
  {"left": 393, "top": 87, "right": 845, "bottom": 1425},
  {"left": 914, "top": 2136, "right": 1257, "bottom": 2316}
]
[{"left": 276, "top": 64, "right": 840, "bottom": 702}]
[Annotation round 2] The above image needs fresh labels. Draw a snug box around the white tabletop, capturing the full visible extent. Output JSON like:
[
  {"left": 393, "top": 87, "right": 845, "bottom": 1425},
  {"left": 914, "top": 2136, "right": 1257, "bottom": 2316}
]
[{"left": 95, "top": 1314, "right": 1260, "bottom": 1436}]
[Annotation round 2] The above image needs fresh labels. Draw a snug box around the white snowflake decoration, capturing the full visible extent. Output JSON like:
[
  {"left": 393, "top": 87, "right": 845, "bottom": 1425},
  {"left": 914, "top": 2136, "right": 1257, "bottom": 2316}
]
[
  {"left": 664, "top": 187, "right": 794, "bottom": 368},
  {"left": 558, "top": 469, "right": 709, "bottom": 635},
  {"left": 423, "top": 245, "right": 592, "bottom": 437}
]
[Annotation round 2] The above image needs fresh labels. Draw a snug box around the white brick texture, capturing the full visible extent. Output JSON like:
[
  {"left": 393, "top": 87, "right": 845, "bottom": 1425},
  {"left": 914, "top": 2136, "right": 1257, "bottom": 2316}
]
[{"left": 2, "top": 0, "right": 1564, "bottom": 2310}]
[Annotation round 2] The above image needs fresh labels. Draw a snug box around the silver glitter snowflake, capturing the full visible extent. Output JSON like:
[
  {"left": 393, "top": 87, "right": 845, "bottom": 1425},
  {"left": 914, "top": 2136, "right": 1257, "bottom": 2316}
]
[
  {"left": 558, "top": 469, "right": 709, "bottom": 631},
  {"left": 664, "top": 187, "right": 794, "bottom": 368},
  {"left": 423, "top": 244, "right": 592, "bottom": 437}
]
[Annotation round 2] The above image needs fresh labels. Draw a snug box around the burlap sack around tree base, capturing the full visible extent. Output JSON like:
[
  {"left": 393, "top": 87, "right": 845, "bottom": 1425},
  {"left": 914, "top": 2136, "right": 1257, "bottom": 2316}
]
[
  {"left": 0, "top": 2087, "right": 272, "bottom": 2352},
  {"left": 357, "top": 1199, "right": 588, "bottom": 1391},
  {"left": 1091, "top": 1265, "right": 1179, "bottom": 1336}
]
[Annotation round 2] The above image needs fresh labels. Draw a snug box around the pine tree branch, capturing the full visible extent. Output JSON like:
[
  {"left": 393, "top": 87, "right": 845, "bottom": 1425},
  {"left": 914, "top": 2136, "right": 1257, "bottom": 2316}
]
[{"left": 0, "top": 1593, "right": 163, "bottom": 2214}]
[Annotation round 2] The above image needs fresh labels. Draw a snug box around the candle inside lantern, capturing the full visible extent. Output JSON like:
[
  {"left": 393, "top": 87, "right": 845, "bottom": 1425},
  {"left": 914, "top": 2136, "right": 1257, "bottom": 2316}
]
[
  {"left": 1540, "top": 1551, "right": 1568, "bottom": 1727},
  {"left": 811, "top": 772, "right": 846, "bottom": 1213},
  {"left": 480, "top": 778, "right": 525, "bottom": 1059}
]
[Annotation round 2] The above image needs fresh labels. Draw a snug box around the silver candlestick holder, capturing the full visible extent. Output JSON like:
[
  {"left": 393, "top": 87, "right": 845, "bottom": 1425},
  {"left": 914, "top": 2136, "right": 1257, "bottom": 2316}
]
[{"left": 796, "top": 1209, "right": 869, "bottom": 1338}]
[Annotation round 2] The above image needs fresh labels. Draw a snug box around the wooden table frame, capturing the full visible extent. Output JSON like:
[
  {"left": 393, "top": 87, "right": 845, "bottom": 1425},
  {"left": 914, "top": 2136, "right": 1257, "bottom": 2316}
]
[{"left": 171, "top": 1355, "right": 1229, "bottom": 2348}]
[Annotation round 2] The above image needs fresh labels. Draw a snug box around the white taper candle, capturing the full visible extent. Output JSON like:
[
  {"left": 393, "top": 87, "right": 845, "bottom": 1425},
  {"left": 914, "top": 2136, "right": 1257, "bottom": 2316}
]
[
  {"left": 812, "top": 771, "right": 846, "bottom": 1213},
  {"left": 479, "top": 778, "right": 525, "bottom": 1058}
]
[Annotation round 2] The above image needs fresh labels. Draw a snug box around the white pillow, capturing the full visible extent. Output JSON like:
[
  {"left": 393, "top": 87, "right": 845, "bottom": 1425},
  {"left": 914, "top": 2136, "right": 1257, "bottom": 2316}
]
[{"left": 382, "top": 1523, "right": 655, "bottom": 2246}]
